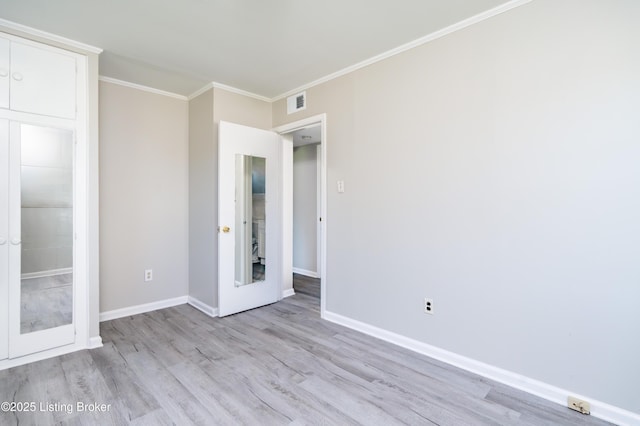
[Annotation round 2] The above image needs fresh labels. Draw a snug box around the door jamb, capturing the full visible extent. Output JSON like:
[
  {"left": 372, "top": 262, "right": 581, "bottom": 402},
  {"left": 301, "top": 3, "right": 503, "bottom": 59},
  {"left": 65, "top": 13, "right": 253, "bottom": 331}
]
[{"left": 273, "top": 113, "right": 327, "bottom": 317}]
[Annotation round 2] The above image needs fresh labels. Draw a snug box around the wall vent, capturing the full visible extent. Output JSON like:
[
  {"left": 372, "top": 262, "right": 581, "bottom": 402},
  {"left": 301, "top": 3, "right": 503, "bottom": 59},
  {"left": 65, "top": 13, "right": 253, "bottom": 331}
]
[{"left": 287, "top": 91, "right": 306, "bottom": 114}]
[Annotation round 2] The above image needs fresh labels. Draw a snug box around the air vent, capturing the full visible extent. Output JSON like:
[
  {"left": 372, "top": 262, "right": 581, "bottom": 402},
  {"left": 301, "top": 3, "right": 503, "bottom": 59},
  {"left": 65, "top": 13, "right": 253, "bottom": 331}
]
[{"left": 287, "top": 91, "right": 306, "bottom": 114}]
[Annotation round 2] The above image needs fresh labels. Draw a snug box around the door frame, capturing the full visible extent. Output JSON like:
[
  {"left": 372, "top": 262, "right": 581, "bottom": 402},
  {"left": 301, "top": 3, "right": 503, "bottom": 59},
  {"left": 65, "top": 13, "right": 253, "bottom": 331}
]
[{"left": 273, "top": 113, "right": 327, "bottom": 317}]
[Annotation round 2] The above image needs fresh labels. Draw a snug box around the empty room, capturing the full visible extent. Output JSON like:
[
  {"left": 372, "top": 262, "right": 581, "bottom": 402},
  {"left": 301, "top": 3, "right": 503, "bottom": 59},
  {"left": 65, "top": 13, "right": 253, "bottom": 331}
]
[{"left": 0, "top": 0, "right": 638, "bottom": 424}]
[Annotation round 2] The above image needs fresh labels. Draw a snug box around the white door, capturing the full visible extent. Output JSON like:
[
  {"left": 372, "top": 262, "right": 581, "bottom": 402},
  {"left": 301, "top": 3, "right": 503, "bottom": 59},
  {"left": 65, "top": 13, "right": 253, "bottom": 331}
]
[
  {"left": 8, "top": 121, "right": 75, "bottom": 358},
  {"left": 218, "top": 121, "right": 281, "bottom": 317},
  {"left": 0, "top": 119, "right": 8, "bottom": 360}
]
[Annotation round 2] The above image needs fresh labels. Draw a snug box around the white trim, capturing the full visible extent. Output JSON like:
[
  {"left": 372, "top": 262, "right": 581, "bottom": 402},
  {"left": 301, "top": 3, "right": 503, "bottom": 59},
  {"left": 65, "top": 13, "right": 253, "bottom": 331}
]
[
  {"left": 323, "top": 310, "right": 640, "bottom": 426},
  {"left": 99, "top": 296, "right": 188, "bottom": 322},
  {"left": 188, "top": 81, "right": 271, "bottom": 103},
  {"left": 0, "top": 18, "right": 102, "bottom": 54},
  {"left": 292, "top": 267, "right": 319, "bottom": 279},
  {"left": 187, "top": 296, "right": 219, "bottom": 318},
  {"left": 88, "top": 336, "right": 103, "bottom": 349},
  {"left": 211, "top": 82, "right": 271, "bottom": 103},
  {"left": 21, "top": 267, "right": 72, "bottom": 280},
  {"left": 271, "top": 0, "right": 532, "bottom": 101},
  {"left": 282, "top": 289, "right": 295, "bottom": 298},
  {"left": 0, "top": 342, "right": 89, "bottom": 371},
  {"left": 188, "top": 83, "right": 214, "bottom": 100},
  {"left": 98, "top": 76, "right": 188, "bottom": 101},
  {"left": 273, "top": 113, "right": 327, "bottom": 318}
]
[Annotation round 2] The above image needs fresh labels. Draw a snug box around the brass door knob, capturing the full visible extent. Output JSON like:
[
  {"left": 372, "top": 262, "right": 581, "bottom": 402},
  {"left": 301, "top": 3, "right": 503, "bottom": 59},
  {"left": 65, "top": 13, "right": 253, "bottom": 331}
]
[{"left": 220, "top": 226, "right": 231, "bottom": 233}]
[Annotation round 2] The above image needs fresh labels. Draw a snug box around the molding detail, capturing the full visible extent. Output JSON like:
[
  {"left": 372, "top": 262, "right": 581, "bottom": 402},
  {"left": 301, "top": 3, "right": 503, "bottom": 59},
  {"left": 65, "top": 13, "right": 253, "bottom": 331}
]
[
  {"left": 21, "top": 267, "right": 73, "bottom": 280},
  {"left": 88, "top": 336, "right": 103, "bottom": 349},
  {"left": 323, "top": 310, "right": 640, "bottom": 426},
  {"left": 271, "top": 0, "right": 532, "bottom": 101},
  {"left": 99, "top": 76, "right": 188, "bottom": 100},
  {"left": 99, "top": 296, "right": 189, "bottom": 322},
  {"left": 292, "top": 267, "right": 319, "bottom": 278},
  {"left": 187, "top": 296, "right": 219, "bottom": 317},
  {"left": 282, "top": 289, "right": 295, "bottom": 299},
  {"left": 188, "top": 81, "right": 271, "bottom": 102},
  {"left": 0, "top": 18, "right": 102, "bottom": 54},
  {"left": 187, "top": 83, "right": 214, "bottom": 100}
]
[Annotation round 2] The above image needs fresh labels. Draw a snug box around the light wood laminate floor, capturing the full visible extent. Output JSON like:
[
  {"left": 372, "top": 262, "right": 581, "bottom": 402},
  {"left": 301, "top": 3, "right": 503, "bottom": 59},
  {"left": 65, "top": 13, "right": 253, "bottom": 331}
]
[{"left": 0, "top": 277, "right": 612, "bottom": 425}]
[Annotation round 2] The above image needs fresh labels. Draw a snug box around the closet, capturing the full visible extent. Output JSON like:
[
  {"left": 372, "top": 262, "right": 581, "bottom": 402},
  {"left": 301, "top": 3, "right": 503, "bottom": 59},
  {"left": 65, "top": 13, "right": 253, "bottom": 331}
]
[{"left": 1, "top": 31, "right": 89, "bottom": 362}]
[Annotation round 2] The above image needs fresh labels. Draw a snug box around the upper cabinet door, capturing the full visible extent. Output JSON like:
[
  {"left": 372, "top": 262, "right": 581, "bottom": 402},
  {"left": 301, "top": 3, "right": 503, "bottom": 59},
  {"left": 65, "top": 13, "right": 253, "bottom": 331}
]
[
  {"left": 0, "top": 37, "right": 9, "bottom": 110},
  {"left": 10, "top": 41, "right": 76, "bottom": 119}
]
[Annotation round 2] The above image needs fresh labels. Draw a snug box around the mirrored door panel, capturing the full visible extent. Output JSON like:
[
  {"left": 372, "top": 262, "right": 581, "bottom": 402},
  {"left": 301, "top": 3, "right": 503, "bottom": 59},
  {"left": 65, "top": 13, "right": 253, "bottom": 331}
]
[
  {"left": 234, "top": 154, "right": 267, "bottom": 287},
  {"left": 19, "top": 124, "right": 74, "bottom": 334}
]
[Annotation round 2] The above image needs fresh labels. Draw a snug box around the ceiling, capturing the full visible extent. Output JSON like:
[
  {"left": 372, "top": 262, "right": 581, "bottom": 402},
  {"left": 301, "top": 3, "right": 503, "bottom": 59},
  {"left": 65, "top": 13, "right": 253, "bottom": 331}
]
[{"left": 0, "top": 0, "right": 511, "bottom": 98}]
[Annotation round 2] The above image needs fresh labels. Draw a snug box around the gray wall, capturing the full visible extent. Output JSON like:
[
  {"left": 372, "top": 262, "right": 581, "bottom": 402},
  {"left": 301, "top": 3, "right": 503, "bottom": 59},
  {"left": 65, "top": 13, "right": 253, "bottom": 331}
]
[
  {"left": 188, "top": 88, "right": 215, "bottom": 306},
  {"left": 188, "top": 87, "right": 271, "bottom": 309},
  {"left": 292, "top": 144, "right": 318, "bottom": 274},
  {"left": 99, "top": 80, "right": 189, "bottom": 312},
  {"left": 273, "top": 0, "right": 640, "bottom": 413}
]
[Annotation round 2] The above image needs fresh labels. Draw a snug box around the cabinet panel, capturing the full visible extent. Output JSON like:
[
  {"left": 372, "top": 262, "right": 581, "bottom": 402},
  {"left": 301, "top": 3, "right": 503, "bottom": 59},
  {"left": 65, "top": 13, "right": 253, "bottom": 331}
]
[
  {"left": 10, "top": 42, "right": 76, "bottom": 119},
  {"left": 0, "top": 38, "right": 8, "bottom": 110},
  {"left": 0, "top": 119, "right": 8, "bottom": 361}
]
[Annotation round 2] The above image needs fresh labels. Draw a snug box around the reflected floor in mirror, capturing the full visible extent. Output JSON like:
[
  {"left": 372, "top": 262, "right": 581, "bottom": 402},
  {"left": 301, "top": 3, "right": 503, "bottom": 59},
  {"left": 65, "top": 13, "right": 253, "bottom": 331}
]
[
  {"left": 21, "top": 273, "right": 72, "bottom": 333},
  {"left": 1, "top": 280, "right": 612, "bottom": 425}
]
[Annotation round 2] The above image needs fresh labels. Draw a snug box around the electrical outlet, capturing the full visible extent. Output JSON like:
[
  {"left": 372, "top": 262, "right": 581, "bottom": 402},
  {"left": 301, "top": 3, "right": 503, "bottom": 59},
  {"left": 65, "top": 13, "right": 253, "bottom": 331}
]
[
  {"left": 144, "top": 269, "right": 153, "bottom": 282},
  {"left": 568, "top": 396, "right": 590, "bottom": 415},
  {"left": 424, "top": 298, "right": 434, "bottom": 314}
]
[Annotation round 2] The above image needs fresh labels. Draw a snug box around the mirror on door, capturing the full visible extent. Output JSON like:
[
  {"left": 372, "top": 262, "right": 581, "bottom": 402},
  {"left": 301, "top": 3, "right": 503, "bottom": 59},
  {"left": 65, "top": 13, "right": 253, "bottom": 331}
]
[
  {"left": 235, "top": 154, "right": 266, "bottom": 287},
  {"left": 20, "top": 124, "right": 74, "bottom": 334}
]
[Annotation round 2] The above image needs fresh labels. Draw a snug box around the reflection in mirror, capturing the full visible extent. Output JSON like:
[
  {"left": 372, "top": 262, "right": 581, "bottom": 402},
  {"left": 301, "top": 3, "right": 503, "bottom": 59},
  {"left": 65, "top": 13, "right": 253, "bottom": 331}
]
[
  {"left": 235, "top": 154, "right": 266, "bottom": 287},
  {"left": 20, "top": 124, "right": 74, "bottom": 334}
]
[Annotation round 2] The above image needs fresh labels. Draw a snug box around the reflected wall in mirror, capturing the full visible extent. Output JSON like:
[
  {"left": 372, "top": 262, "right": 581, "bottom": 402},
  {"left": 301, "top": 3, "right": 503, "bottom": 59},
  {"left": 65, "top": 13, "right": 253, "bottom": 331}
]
[
  {"left": 20, "top": 124, "right": 74, "bottom": 334},
  {"left": 234, "top": 154, "right": 266, "bottom": 287}
]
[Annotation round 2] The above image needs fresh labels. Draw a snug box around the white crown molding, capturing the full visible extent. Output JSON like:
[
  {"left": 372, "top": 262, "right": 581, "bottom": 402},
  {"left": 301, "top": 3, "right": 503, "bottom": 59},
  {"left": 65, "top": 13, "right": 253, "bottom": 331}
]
[
  {"left": 272, "top": 0, "right": 532, "bottom": 101},
  {"left": 0, "top": 18, "right": 102, "bottom": 54},
  {"left": 323, "top": 310, "right": 640, "bottom": 426},
  {"left": 188, "top": 81, "right": 271, "bottom": 103},
  {"left": 187, "top": 83, "right": 214, "bottom": 100},
  {"left": 99, "top": 76, "right": 188, "bottom": 100}
]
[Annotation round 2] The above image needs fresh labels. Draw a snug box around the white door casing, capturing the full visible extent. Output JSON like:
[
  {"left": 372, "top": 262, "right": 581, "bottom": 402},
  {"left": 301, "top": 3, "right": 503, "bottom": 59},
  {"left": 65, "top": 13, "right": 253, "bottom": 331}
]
[
  {"left": 218, "top": 121, "right": 281, "bottom": 317},
  {"left": 0, "top": 119, "right": 8, "bottom": 360}
]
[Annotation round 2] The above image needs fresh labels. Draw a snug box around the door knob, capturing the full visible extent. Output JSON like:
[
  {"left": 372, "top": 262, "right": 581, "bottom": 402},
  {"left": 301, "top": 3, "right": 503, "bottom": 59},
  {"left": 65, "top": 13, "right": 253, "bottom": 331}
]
[
  {"left": 12, "top": 72, "right": 23, "bottom": 81},
  {"left": 0, "top": 237, "right": 6, "bottom": 245},
  {"left": 10, "top": 238, "right": 21, "bottom": 245},
  {"left": 0, "top": 68, "right": 8, "bottom": 78},
  {"left": 219, "top": 226, "right": 231, "bottom": 233}
]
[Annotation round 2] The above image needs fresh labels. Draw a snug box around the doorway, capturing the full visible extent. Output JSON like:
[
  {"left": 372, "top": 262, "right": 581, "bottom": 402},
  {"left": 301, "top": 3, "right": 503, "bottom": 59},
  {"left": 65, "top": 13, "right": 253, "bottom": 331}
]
[{"left": 274, "top": 114, "right": 327, "bottom": 317}]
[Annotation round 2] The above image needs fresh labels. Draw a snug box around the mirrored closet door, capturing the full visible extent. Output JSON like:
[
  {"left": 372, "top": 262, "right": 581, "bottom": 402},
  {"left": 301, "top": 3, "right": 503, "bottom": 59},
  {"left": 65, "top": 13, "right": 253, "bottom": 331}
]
[{"left": 2, "top": 121, "right": 76, "bottom": 359}]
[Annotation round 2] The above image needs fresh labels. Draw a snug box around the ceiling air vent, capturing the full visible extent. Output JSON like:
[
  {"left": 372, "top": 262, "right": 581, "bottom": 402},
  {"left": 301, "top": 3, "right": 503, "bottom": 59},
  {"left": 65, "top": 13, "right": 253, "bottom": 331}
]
[{"left": 287, "top": 91, "right": 306, "bottom": 114}]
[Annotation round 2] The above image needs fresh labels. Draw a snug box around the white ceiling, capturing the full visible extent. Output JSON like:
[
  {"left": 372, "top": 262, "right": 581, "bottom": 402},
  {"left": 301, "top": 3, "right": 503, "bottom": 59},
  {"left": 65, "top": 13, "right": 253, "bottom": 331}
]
[{"left": 0, "top": 0, "right": 511, "bottom": 98}]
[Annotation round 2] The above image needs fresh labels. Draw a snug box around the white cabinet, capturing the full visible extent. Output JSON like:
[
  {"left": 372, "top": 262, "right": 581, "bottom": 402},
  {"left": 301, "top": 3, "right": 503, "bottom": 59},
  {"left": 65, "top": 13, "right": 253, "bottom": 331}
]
[
  {"left": 0, "top": 31, "right": 88, "bottom": 366},
  {"left": 0, "top": 35, "right": 76, "bottom": 119},
  {"left": 0, "top": 38, "right": 9, "bottom": 110}
]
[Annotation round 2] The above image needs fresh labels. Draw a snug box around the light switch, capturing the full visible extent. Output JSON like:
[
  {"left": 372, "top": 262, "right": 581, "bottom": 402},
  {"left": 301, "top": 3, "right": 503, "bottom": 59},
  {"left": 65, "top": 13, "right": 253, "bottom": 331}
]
[{"left": 337, "top": 180, "right": 345, "bottom": 193}]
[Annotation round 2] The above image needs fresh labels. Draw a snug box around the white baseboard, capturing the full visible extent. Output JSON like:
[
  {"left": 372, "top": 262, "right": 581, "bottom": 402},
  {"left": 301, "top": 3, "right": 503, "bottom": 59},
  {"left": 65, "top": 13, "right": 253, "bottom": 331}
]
[
  {"left": 323, "top": 310, "right": 640, "bottom": 426},
  {"left": 21, "top": 267, "right": 73, "bottom": 280},
  {"left": 187, "top": 296, "right": 219, "bottom": 317},
  {"left": 88, "top": 336, "right": 103, "bottom": 349},
  {"left": 292, "top": 267, "right": 319, "bottom": 278},
  {"left": 282, "top": 288, "right": 295, "bottom": 298},
  {"left": 100, "top": 296, "right": 189, "bottom": 322}
]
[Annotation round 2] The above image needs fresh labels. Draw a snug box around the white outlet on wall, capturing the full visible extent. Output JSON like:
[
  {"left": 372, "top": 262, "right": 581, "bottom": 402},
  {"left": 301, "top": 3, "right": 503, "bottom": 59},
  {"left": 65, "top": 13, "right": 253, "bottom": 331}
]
[
  {"left": 424, "top": 298, "right": 434, "bottom": 314},
  {"left": 145, "top": 269, "right": 153, "bottom": 282}
]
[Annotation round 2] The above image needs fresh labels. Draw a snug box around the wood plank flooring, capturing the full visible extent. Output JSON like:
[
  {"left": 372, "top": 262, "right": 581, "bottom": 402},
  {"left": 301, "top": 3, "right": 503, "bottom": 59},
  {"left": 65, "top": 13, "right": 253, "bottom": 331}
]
[{"left": 0, "top": 276, "right": 613, "bottom": 425}]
